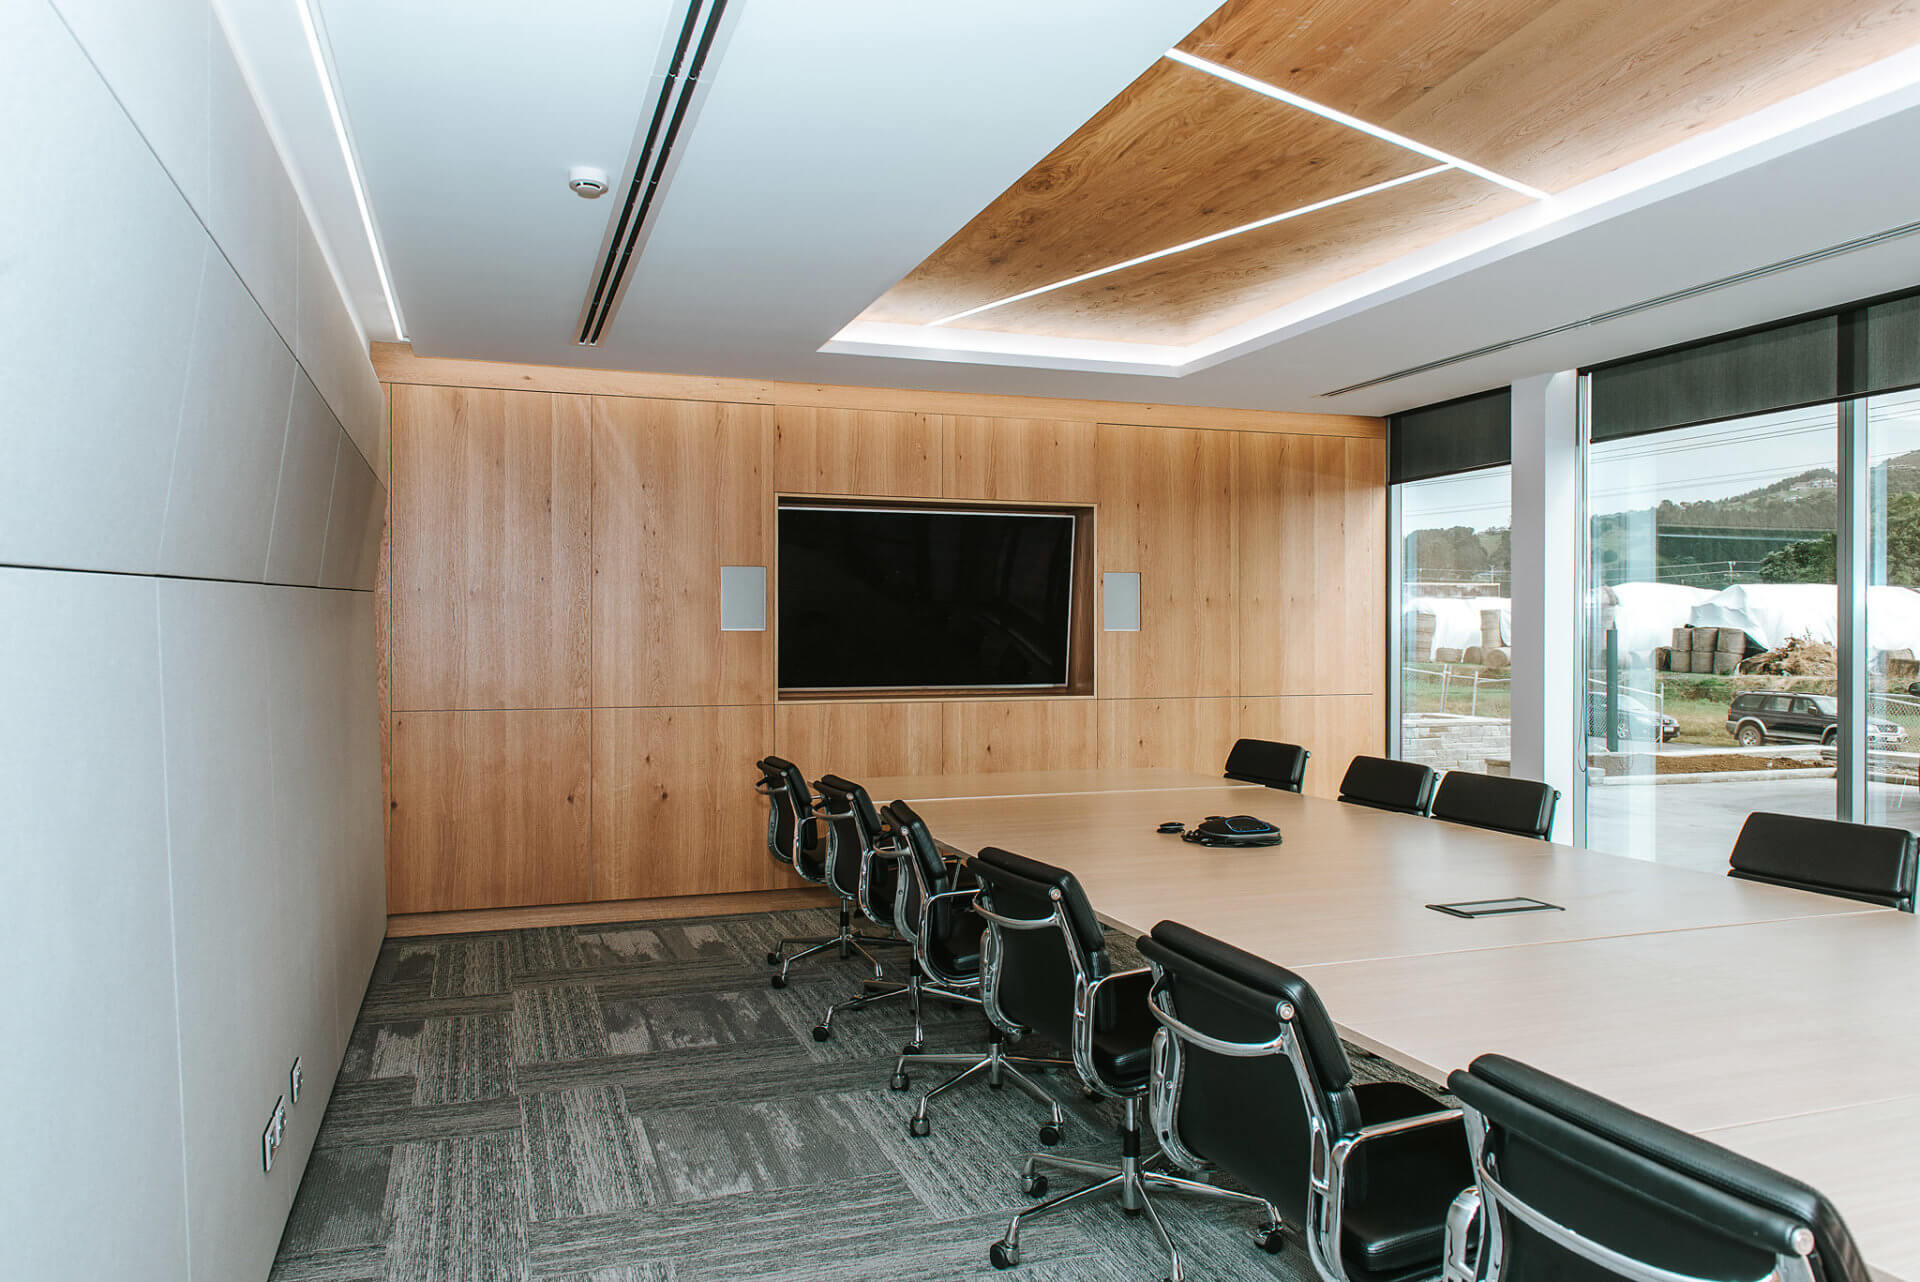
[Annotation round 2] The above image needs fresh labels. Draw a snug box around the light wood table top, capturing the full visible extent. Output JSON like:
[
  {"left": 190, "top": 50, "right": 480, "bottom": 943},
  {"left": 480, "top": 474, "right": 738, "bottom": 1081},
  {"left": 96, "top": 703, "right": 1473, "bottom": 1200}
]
[
  {"left": 909, "top": 785, "right": 1885, "bottom": 967},
  {"left": 865, "top": 767, "right": 1255, "bottom": 804},
  {"left": 1705, "top": 1097, "right": 1920, "bottom": 1282}
]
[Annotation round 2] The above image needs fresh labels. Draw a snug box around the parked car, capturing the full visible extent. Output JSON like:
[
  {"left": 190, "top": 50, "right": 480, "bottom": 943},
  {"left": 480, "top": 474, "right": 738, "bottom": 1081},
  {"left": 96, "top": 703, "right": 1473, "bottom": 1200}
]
[
  {"left": 1586, "top": 691, "right": 1678, "bottom": 742},
  {"left": 1724, "top": 692, "right": 1907, "bottom": 747}
]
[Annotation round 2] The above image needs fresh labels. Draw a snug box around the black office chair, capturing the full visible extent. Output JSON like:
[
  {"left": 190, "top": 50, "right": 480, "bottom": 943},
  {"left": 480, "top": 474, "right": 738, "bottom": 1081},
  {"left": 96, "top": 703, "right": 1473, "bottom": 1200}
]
[
  {"left": 1445, "top": 1054, "right": 1871, "bottom": 1282},
  {"left": 882, "top": 805, "right": 1069, "bottom": 1141},
  {"left": 1224, "top": 738, "right": 1310, "bottom": 792},
  {"left": 1727, "top": 811, "right": 1917, "bottom": 911},
  {"left": 1337, "top": 756, "right": 1439, "bottom": 816},
  {"left": 971, "top": 850, "right": 1271, "bottom": 1281},
  {"left": 805, "top": 775, "right": 913, "bottom": 1039},
  {"left": 1139, "top": 920, "right": 1471, "bottom": 1282},
  {"left": 754, "top": 755, "right": 841, "bottom": 986},
  {"left": 1430, "top": 771, "right": 1560, "bottom": 841}
]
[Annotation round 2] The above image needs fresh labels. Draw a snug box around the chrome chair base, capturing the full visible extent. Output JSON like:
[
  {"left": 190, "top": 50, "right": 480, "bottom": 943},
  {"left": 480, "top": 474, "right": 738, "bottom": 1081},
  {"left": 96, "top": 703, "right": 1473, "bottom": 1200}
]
[
  {"left": 767, "top": 904, "right": 908, "bottom": 989},
  {"left": 990, "top": 1100, "right": 1284, "bottom": 1281},
  {"left": 895, "top": 1028, "right": 1072, "bottom": 1143}
]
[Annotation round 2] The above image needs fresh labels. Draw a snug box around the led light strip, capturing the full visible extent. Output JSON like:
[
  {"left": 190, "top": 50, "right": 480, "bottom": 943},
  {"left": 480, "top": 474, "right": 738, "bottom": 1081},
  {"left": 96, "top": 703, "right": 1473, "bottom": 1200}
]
[
  {"left": 929, "top": 164, "right": 1448, "bottom": 327},
  {"left": 1164, "top": 48, "right": 1549, "bottom": 201},
  {"left": 296, "top": 0, "right": 406, "bottom": 339}
]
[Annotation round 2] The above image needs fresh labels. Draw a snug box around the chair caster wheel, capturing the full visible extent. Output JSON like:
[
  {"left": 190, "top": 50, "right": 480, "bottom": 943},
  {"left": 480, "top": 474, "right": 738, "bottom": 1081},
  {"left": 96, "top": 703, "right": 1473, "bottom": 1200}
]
[
  {"left": 1038, "top": 1123, "right": 1063, "bottom": 1146},
  {"left": 765, "top": 951, "right": 782, "bottom": 966},
  {"left": 908, "top": 1115, "right": 931, "bottom": 1137},
  {"left": 901, "top": 1041, "right": 924, "bottom": 1056},
  {"left": 1254, "top": 1225, "right": 1286, "bottom": 1254},
  {"left": 990, "top": 1240, "right": 1019, "bottom": 1269},
  {"left": 1020, "top": 1173, "right": 1048, "bottom": 1197},
  {"left": 811, "top": 1025, "right": 832, "bottom": 1042},
  {"left": 889, "top": 1072, "right": 910, "bottom": 1091},
  {"left": 770, "top": 974, "right": 787, "bottom": 989},
  {"left": 988, "top": 1079, "right": 1004, "bottom": 1090},
  {"left": 1083, "top": 1089, "right": 1102, "bottom": 1101}
]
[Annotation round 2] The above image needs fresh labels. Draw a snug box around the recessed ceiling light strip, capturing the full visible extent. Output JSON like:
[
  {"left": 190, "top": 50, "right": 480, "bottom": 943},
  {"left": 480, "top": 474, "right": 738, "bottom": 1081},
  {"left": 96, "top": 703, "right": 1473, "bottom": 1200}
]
[
  {"left": 576, "top": 0, "right": 731, "bottom": 346},
  {"left": 1164, "top": 48, "right": 1550, "bottom": 201},
  {"left": 929, "top": 163, "right": 1449, "bottom": 327},
  {"left": 295, "top": 0, "right": 406, "bottom": 339}
]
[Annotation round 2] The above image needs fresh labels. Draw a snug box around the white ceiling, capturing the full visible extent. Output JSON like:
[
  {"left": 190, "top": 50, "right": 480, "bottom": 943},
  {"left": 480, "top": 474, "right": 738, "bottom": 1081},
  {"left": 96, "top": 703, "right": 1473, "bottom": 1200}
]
[{"left": 226, "top": 0, "right": 1920, "bottom": 418}]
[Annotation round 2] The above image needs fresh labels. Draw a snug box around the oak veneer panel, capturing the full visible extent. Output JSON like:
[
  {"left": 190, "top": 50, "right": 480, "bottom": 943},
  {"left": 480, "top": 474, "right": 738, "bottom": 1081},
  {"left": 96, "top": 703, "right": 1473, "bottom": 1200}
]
[
  {"left": 594, "top": 704, "right": 779, "bottom": 900},
  {"left": 938, "top": 416, "right": 1097, "bottom": 503},
  {"left": 941, "top": 700, "right": 1100, "bottom": 774},
  {"left": 773, "top": 700, "right": 945, "bottom": 782},
  {"left": 775, "top": 406, "right": 939, "bottom": 496},
  {"left": 1237, "top": 695, "right": 1382, "bottom": 801},
  {"left": 1097, "top": 699, "right": 1237, "bottom": 776},
  {"left": 1096, "top": 424, "right": 1236, "bottom": 699},
  {"left": 861, "top": 58, "right": 1428, "bottom": 328},
  {"left": 592, "top": 397, "right": 774, "bottom": 707},
  {"left": 390, "top": 386, "right": 591, "bottom": 710},
  {"left": 1238, "top": 433, "right": 1385, "bottom": 697},
  {"left": 952, "top": 169, "right": 1524, "bottom": 345},
  {"left": 388, "top": 710, "right": 591, "bottom": 913},
  {"left": 1180, "top": 0, "right": 1920, "bottom": 194},
  {"left": 373, "top": 344, "right": 1384, "bottom": 439}
]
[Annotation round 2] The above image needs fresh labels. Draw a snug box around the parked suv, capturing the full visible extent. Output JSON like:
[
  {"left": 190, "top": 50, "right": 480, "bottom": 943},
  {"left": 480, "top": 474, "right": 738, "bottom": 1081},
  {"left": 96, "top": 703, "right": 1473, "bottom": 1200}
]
[
  {"left": 1725, "top": 692, "right": 1907, "bottom": 747},
  {"left": 1586, "top": 691, "right": 1678, "bottom": 742}
]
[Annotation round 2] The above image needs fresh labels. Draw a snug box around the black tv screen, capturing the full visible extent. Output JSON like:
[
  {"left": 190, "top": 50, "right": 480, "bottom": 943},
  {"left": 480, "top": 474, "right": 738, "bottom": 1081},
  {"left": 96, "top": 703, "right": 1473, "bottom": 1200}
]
[{"left": 778, "top": 506, "right": 1075, "bottom": 690}]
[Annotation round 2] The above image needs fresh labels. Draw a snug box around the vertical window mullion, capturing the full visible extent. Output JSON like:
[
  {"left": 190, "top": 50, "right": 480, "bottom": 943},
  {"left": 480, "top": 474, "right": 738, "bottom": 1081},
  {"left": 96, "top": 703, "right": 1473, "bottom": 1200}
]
[{"left": 1837, "top": 396, "right": 1868, "bottom": 822}]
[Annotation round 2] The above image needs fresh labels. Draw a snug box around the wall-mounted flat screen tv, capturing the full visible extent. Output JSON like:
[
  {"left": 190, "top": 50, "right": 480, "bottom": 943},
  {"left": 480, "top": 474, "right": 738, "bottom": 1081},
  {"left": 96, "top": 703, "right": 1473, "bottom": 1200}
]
[{"left": 778, "top": 505, "right": 1075, "bottom": 691}]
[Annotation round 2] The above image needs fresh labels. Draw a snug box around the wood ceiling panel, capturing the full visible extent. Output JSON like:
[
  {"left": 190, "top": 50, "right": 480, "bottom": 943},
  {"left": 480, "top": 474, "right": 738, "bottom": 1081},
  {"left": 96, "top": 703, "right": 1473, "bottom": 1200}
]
[
  {"left": 858, "top": 58, "right": 1431, "bottom": 327},
  {"left": 1180, "top": 0, "right": 1920, "bottom": 194},
  {"left": 947, "top": 168, "right": 1526, "bottom": 345}
]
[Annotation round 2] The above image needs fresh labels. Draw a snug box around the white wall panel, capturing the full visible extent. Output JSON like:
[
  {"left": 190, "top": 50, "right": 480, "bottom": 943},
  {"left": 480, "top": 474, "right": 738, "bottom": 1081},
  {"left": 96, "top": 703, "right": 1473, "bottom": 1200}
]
[
  {"left": 161, "top": 251, "right": 296, "bottom": 580},
  {"left": 207, "top": 22, "right": 298, "bottom": 339},
  {"left": 0, "top": 568, "right": 189, "bottom": 1282},
  {"left": 0, "top": 0, "right": 206, "bottom": 575},
  {"left": 296, "top": 219, "right": 377, "bottom": 464},
  {"left": 266, "top": 370, "right": 341, "bottom": 586},
  {"left": 48, "top": 0, "right": 211, "bottom": 214},
  {"left": 320, "top": 446, "right": 385, "bottom": 591}
]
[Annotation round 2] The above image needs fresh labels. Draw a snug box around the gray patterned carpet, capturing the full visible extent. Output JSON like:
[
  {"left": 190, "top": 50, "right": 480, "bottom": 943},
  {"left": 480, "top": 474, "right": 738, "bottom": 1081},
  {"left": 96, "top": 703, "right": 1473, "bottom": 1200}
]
[{"left": 272, "top": 907, "right": 1448, "bottom": 1282}]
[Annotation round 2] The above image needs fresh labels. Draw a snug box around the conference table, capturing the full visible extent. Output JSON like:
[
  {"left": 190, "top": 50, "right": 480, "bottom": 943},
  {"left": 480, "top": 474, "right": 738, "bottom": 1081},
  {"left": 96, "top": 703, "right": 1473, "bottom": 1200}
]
[{"left": 866, "top": 770, "right": 1920, "bottom": 1282}]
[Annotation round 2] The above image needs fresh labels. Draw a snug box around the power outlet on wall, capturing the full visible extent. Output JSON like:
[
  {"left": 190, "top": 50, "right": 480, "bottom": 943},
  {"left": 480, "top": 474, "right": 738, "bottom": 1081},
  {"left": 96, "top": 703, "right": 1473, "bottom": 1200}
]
[
  {"left": 262, "top": 1096, "right": 287, "bottom": 1173},
  {"left": 290, "top": 1056, "right": 303, "bottom": 1105}
]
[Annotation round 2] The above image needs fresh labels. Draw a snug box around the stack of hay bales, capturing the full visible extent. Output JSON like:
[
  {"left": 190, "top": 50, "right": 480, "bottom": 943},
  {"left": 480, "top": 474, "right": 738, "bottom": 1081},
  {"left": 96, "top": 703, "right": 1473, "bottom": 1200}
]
[
  {"left": 1479, "top": 608, "right": 1511, "bottom": 669},
  {"left": 1661, "top": 626, "right": 1747, "bottom": 674},
  {"left": 1405, "top": 610, "right": 1436, "bottom": 662}
]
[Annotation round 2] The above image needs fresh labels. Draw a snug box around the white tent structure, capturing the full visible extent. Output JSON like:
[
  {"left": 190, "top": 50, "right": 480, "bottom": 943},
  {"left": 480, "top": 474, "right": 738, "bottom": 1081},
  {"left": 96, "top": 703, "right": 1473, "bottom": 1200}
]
[
  {"left": 1404, "top": 595, "right": 1508, "bottom": 660},
  {"left": 1603, "top": 582, "right": 1714, "bottom": 661},
  {"left": 1689, "top": 583, "right": 1920, "bottom": 658}
]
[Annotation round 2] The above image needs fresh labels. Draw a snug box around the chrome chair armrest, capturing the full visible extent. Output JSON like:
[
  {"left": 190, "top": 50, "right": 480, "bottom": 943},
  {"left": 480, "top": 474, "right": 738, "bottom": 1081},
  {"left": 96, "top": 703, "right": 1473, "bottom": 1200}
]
[
  {"left": 1443, "top": 1186, "right": 1480, "bottom": 1282},
  {"left": 1145, "top": 975, "right": 1292, "bottom": 1058},
  {"left": 1350, "top": 1108, "right": 1465, "bottom": 1145}
]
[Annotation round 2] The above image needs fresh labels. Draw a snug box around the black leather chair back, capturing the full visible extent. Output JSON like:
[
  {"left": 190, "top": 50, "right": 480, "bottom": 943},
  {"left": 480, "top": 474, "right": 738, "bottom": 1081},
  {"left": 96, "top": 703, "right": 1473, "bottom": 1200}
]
[
  {"left": 1431, "top": 771, "right": 1560, "bottom": 840},
  {"left": 884, "top": 800, "right": 980, "bottom": 984},
  {"left": 1338, "top": 755, "right": 1439, "bottom": 815},
  {"left": 1729, "top": 811, "right": 1917, "bottom": 911},
  {"left": 968, "top": 847, "right": 1111, "bottom": 1048},
  {"left": 1450, "top": 1054, "right": 1869, "bottom": 1282},
  {"left": 1223, "top": 738, "right": 1309, "bottom": 792},
  {"left": 1137, "top": 921, "right": 1360, "bottom": 1224},
  {"left": 755, "top": 755, "right": 815, "bottom": 871},
  {"left": 817, "top": 774, "right": 894, "bottom": 920}
]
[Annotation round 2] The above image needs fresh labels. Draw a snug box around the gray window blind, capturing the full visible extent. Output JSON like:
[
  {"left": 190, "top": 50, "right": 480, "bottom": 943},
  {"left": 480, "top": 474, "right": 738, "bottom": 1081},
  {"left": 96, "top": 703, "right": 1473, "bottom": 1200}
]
[
  {"left": 1389, "top": 387, "right": 1511, "bottom": 484},
  {"left": 1588, "top": 288, "right": 1920, "bottom": 443}
]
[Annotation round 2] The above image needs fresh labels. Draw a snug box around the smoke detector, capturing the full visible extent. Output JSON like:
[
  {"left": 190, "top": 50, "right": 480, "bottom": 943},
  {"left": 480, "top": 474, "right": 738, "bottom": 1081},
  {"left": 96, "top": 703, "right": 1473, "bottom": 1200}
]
[{"left": 568, "top": 165, "right": 609, "bottom": 198}]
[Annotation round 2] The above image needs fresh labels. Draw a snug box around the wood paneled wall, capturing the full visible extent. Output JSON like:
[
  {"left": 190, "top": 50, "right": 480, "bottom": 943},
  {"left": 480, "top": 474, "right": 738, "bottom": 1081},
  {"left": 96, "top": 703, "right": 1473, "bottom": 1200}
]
[{"left": 376, "top": 348, "right": 1387, "bottom": 919}]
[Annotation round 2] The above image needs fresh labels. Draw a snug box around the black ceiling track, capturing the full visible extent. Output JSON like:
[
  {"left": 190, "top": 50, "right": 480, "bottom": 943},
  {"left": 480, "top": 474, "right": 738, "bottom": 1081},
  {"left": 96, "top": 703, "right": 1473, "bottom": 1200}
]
[{"left": 576, "top": 0, "right": 731, "bottom": 347}]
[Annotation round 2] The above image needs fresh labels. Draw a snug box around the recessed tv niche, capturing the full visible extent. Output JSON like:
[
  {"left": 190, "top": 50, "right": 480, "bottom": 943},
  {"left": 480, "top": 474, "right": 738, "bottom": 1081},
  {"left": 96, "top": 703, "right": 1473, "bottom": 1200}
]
[{"left": 777, "top": 503, "right": 1080, "bottom": 692}]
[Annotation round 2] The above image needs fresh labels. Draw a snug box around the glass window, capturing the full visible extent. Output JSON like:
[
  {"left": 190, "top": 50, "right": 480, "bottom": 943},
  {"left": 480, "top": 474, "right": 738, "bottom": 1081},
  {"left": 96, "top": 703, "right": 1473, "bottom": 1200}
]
[
  {"left": 1396, "top": 466, "right": 1513, "bottom": 775},
  {"left": 1865, "top": 388, "right": 1920, "bottom": 833},
  {"left": 1583, "top": 407, "right": 1838, "bottom": 869}
]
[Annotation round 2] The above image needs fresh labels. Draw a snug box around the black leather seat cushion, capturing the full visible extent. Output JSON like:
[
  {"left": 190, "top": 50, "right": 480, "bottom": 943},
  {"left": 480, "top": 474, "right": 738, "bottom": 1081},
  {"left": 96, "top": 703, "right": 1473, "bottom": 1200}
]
[
  {"left": 1338, "top": 756, "right": 1439, "bottom": 815},
  {"left": 1430, "top": 771, "right": 1559, "bottom": 840},
  {"left": 1728, "top": 811, "right": 1917, "bottom": 910},
  {"left": 1452, "top": 1054, "right": 1870, "bottom": 1282},
  {"left": 927, "top": 899, "right": 983, "bottom": 976},
  {"left": 1086, "top": 968, "right": 1155, "bottom": 1087},
  {"left": 1341, "top": 1082, "right": 1472, "bottom": 1275},
  {"left": 1223, "top": 737, "right": 1309, "bottom": 791}
]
